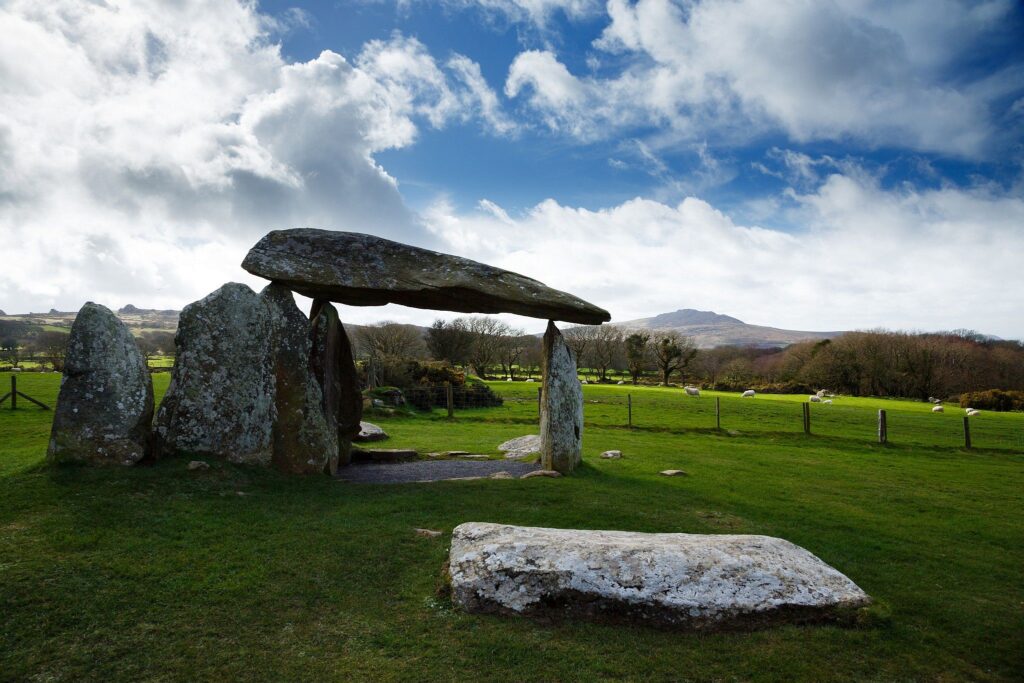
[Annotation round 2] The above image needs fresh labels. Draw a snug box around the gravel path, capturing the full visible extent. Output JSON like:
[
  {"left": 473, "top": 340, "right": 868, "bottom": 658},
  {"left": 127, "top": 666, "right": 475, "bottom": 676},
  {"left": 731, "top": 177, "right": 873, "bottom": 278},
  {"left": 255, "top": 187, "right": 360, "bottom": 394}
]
[{"left": 336, "top": 459, "right": 538, "bottom": 484}]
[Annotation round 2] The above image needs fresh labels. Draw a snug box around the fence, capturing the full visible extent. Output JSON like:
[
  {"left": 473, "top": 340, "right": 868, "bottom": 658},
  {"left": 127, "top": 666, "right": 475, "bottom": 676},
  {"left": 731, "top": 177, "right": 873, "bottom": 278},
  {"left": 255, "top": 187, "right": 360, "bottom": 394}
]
[{"left": 440, "top": 383, "right": 1024, "bottom": 453}]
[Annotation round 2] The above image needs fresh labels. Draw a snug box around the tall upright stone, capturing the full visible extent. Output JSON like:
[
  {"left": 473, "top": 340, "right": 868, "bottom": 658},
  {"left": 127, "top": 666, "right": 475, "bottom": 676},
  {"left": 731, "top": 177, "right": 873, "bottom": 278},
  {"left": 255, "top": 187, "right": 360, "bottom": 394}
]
[
  {"left": 263, "top": 284, "right": 337, "bottom": 474},
  {"left": 48, "top": 303, "right": 154, "bottom": 466},
  {"left": 154, "top": 283, "right": 276, "bottom": 465},
  {"left": 309, "top": 300, "right": 362, "bottom": 472},
  {"left": 540, "top": 321, "right": 583, "bottom": 473}
]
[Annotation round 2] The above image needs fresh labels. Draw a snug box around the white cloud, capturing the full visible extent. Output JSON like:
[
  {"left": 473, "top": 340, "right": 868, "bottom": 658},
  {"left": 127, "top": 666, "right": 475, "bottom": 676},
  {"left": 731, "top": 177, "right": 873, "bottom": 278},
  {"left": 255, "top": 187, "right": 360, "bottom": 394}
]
[
  {"left": 505, "top": 0, "right": 1022, "bottom": 156},
  {"left": 0, "top": 0, "right": 508, "bottom": 314},
  {"left": 439, "top": 0, "right": 602, "bottom": 29},
  {"left": 424, "top": 165, "right": 1024, "bottom": 338}
]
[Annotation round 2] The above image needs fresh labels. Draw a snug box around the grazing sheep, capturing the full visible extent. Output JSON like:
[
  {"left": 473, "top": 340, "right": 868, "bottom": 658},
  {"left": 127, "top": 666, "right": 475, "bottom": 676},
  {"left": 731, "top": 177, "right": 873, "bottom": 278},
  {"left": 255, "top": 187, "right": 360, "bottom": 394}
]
[
  {"left": 816, "top": 389, "right": 827, "bottom": 398},
  {"left": 525, "top": 378, "right": 534, "bottom": 382},
  {"left": 742, "top": 389, "right": 755, "bottom": 398},
  {"left": 823, "top": 399, "right": 833, "bottom": 405},
  {"left": 581, "top": 379, "right": 588, "bottom": 384},
  {"left": 685, "top": 386, "right": 700, "bottom": 397},
  {"left": 617, "top": 380, "right": 625, "bottom": 385},
  {"left": 967, "top": 409, "right": 981, "bottom": 417},
  {"left": 932, "top": 405, "right": 944, "bottom": 413},
  {"left": 932, "top": 398, "right": 942, "bottom": 404},
  {"left": 809, "top": 395, "right": 822, "bottom": 403},
  {"left": 506, "top": 378, "right": 513, "bottom": 382}
]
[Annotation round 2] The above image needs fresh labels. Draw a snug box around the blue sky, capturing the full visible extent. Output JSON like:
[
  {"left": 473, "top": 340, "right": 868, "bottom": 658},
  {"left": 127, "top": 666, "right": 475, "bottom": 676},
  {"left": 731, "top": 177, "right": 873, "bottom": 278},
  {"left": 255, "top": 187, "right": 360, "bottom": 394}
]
[{"left": 2, "top": 1, "right": 1023, "bottom": 336}]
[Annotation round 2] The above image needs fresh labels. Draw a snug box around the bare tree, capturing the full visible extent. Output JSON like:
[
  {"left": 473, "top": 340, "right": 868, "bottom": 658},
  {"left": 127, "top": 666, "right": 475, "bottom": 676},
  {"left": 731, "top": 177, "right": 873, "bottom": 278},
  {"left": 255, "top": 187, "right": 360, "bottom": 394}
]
[
  {"left": 589, "top": 325, "right": 624, "bottom": 382},
  {"left": 562, "top": 325, "right": 594, "bottom": 370},
  {"left": 0, "top": 337, "right": 22, "bottom": 369},
  {"left": 625, "top": 332, "right": 650, "bottom": 385},
  {"left": 652, "top": 332, "right": 697, "bottom": 386},
  {"left": 425, "top": 318, "right": 474, "bottom": 367},
  {"left": 463, "top": 316, "right": 511, "bottom": 379},
  {"left": 32, "top": 331, "right": 69, "bottom": 372},
  {"left": 356, "top": 321, "right": 426, "bottom": 361},
  {"left": 498, "top": 332, "right": 529, "bottom": 380}
]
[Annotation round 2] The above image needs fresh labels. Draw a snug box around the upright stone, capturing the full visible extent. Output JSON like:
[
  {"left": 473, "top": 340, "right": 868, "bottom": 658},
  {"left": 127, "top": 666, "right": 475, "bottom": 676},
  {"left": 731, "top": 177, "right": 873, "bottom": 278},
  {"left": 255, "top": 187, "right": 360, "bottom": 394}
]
[
  {"left": 154, "top": 283, "right": 276, "bottom": 465},
  {"left": 263, "top": 284, "right": 337, "bottom": 474},
  {"left": 309, "top": 300, "right": 362, "bottom": 472},
  {"left": 540, "top": 321, "right": 583, "bottom": 473},
  {"left": 48, "top": 303, "right": 154, "bottom": 466}
]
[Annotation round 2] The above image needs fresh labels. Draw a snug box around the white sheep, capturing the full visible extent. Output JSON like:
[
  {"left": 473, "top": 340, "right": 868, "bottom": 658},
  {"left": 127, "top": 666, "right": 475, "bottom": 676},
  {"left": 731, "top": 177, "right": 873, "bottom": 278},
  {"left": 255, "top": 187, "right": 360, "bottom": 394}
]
[
  {"left": 809, "top": 395, "right": 822, "bottom": 403},
  {"left": 617, "top": 380, "right": 625, "bottom": 385},
  {"left": 525, "top": 378, "right": 535, "bottom": 382},
  {"left": 742, "top": 389, "right": 755, "bottom": 398},
  {"left": 816, "top": 389, "right": 827, "bottom": 398},
  {"left": 967, "top": 409, "right": 981, "bottom": 417},
  {"left": 685, "top": 386, "right": 700, "bottom": 397},
  {"left": 823, "top": 399, "right": 833, "bottom": 405},
  {"left": 932, "top": 405, "right": 944, "bottom": 413}
]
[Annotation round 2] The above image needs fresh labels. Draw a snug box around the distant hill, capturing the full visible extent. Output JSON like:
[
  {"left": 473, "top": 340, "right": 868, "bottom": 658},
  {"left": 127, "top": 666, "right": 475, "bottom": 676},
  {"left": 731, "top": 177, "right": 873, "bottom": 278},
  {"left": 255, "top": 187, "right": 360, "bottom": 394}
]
[{"left": 616, "top": 309, "right": 841, "bottom": 348}]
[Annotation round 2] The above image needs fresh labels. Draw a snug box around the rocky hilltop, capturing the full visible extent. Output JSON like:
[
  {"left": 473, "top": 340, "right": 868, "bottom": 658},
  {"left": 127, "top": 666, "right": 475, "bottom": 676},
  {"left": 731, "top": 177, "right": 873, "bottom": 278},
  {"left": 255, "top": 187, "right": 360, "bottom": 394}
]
[{"left": 617, "top": 309, "right": 841, "bottom": 348}]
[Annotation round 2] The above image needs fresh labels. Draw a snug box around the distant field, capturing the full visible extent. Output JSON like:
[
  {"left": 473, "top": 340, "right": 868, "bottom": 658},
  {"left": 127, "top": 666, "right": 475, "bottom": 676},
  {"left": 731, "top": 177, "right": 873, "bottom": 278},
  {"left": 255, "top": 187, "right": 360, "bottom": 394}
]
[{"left": 0, "top": 374, "right": 1021, "bottom": 681}]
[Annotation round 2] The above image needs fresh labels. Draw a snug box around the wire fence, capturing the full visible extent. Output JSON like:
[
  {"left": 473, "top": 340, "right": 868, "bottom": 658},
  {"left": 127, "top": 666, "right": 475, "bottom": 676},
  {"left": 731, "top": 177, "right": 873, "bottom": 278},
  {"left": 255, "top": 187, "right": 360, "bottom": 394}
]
[{"left": 442, "top": 383, "right": 1024, "bottom": 453}]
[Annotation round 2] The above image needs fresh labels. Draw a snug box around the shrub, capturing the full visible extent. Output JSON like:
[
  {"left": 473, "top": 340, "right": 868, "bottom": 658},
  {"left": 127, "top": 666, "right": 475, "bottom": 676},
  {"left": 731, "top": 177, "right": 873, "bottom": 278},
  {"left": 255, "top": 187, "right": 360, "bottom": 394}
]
[{"left": 959, "top": 389, "right": 1024, "bottom": 412}]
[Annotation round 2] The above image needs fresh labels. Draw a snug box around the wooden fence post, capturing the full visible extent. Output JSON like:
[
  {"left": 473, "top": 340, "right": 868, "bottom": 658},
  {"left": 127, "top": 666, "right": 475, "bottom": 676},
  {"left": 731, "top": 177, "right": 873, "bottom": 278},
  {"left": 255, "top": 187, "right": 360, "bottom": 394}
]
[
  {"left": 878, "top": 409, "right": 887, "bottom": 444},
  {"left": 11, "top": 375, "right": 16, "bottom": 410},
  {"left": 802, "top": 402, "right": 810, "bottom": 434},
  {"left": 715, "top": 397, "right": 721, "bottom": 430},
  {"left": 627, "top": 393, "right": 632, "bottom": 428},
  {"left": 963, "top": 416, "right": 972, "bottom": 449}
]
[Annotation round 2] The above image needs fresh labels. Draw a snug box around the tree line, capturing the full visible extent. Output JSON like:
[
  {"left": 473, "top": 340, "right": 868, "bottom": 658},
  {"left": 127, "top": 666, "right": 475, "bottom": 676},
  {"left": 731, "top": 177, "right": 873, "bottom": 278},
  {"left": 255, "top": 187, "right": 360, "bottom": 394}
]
[{"left": 0, "top": 322, "right": 174, "bottom": 371}]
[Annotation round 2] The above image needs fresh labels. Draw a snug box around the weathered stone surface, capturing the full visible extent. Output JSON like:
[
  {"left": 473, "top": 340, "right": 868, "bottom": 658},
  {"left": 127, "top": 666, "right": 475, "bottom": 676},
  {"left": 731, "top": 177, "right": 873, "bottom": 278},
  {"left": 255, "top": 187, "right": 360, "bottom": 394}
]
[
  {"left": 354, "top": 421, "right": 387, "bottom": 442},
  {"left": 310, "top": 301, "right": 362, "bottom": 471},
  {"left": 263, "top": 284, "right": 336, "bottom": 474},
  {"left": 540, "top": 322, "right": 583, "bottom": 473},
  {"left": 448, "top": 523, "right": 871, "bottom": 629},
  {"left": 48, "top": 302, "right": 153, "bottom": 466},
  {"left": 154, "top": 284, "right": 276, "bottom": 465},
  {"left": 498, "top": 434, "right": 541, "bottom": 459},
  {"left": 242, "top": 229, "right": 610, "bottom": 324}
]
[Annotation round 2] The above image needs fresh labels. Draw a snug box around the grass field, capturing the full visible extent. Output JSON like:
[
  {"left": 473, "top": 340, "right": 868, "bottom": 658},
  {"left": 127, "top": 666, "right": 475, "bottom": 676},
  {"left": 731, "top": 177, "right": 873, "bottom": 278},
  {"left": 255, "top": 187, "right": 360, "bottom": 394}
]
[{"left": 1, "top": 374, "right": 1022, "bottom": 681}]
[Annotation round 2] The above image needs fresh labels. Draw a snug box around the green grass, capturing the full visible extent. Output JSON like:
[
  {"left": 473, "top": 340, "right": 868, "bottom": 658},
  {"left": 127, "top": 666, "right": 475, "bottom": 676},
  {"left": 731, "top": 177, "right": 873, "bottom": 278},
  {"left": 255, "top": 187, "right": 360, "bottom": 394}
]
[{"left": 1, "top": 374, "right": 1022, "bottom": 681}]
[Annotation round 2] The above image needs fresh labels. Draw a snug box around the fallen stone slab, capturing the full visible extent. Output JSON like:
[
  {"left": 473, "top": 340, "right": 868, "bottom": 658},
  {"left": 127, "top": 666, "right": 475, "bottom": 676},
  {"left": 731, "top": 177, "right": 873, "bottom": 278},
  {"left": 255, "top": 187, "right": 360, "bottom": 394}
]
[
  {"left": 660, "top": 469, "right": 688, "bottom": 477},
  {"left": 415, "top": 528, "right": 442, "bottom": 538},
  {"left": 48, "top": 302, "right": 154, "bottom": 466},
  {"left": 600, "top": 450, "right": 623, "bottom": 459},
  {"left": 448, "top": 523, "right": 871, "bottom": 630},
  {"left": 520, "top": 469, "right": 561, "bottom": 479},
  {"left": 498, "top": 434, "right": 541, "bottom": 459},
  {"left": 354, "top": 421, "right": 388, "bottom": 442},
  {"left": 242, "top": 229, "right": 610, "bottom": 324}
]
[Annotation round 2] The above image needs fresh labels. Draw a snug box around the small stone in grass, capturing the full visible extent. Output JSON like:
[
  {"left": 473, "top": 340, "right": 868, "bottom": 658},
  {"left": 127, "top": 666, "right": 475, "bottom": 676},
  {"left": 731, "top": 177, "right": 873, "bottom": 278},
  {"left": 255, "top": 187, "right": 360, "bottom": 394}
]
[
  {"left": 490, "top": 471, "right": 514, "bottom": 479},
  {"left": 521, "top": 469, "right": 562, "bottom": 479},
  {"left": 187, "top": 460, "right": 210, "bottom": 471},
  {"left": 600, "top": 450, "right": 622, "bottom": 459},
  {"left": 415, "top": 528, "right": 442, "bottom": 538},
  {"left": 660, "top": 469, "right": 688, "bottom": 477}
]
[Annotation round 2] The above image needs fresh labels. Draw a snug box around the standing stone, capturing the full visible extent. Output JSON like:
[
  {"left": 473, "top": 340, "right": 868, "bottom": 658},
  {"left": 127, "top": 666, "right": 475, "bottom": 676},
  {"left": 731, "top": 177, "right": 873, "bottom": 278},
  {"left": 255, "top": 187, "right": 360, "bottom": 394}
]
[
  {"left": 263, "top": 284, "right": 337, "bottom": 474},
  {"left": 540, "top": 321, "right": 583, "bottom": 473},
  {"left": 154, "top": 283, "right": 276, "bottom": 465},
  {"left": 310, "top": 300, "right": 363, "bottom": 472},
  {"left": 48, "top": 303, "right": 154, "bottom": 466}
]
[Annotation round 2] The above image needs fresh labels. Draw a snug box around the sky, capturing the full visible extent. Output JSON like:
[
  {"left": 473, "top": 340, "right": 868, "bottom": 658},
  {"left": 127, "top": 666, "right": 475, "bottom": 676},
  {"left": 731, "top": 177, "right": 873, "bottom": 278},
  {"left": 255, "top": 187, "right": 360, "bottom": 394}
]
[{"left": 1, "top": 0, "right": 1023, "bottom": 337}]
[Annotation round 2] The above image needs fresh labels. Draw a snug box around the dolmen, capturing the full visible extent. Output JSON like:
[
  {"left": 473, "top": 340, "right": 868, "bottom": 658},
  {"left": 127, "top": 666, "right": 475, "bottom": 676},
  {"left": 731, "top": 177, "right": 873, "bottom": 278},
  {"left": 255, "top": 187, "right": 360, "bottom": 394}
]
[
  {"left": 447, "top": 523, "right": 872, "bottom": 630},
  {"left": 49, "top": 229, "right": 608, "bottom": 475}
]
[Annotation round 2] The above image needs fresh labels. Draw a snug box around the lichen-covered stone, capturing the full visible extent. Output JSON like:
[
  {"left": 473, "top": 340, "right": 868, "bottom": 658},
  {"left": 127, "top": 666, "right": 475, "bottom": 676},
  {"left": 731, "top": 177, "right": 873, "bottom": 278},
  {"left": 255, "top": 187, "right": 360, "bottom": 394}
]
[
  {"left": 448, "top": 523, "right": 872, "bottom": 630},
  {"left": 540, "top": 321, "right": 583, "bottom": 473},
  {"left": 310, "top": 300, "right": 362, "bottom": 471},
  {"left": 498, "top": 434, "right": 540, "bottom": 459},
  {"left": 48, "top": 302, "right": 153, "bottom": 466},
  {"left": 242, "top": 229, "right": 610, "bottom": 324},
  {"left": 154, "top": 283, "right": 276, "bottom": 465},
  {"left": 354, "top": 421, "right": 388, "bottom": 442},
  {"left": 263, "top": 284, "right": 336, "bottom": 474}
]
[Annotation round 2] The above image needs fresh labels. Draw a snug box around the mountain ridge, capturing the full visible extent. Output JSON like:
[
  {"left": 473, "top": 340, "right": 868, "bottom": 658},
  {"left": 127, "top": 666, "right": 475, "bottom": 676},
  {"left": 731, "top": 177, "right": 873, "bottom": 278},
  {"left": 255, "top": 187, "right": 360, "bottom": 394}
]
[{"left": 615, "top": 309, "right": 841, "bottom": 348}]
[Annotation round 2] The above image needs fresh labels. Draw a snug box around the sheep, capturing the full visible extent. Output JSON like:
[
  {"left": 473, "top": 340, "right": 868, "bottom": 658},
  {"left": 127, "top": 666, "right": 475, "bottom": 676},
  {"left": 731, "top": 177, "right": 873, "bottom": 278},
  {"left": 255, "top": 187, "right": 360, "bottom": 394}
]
[
  {"left": 932, "top": 405, "right": 944, "bottom": 413},
  {"left": 617, "top": 380, "right": 625, "bottom": 385},
  {"left": 816, "top": 389, "right": 827, "bottom": 398},
  {"left": 809, "top": 395, "right": 822, "bottom": 403},
  {"left": 506, "top": 378, "right": 513, "bottom": 382},
  {"left": 581, "top": 379, "right": 588, "bottom": 384},
  {"left": 823, "top": 399, "right": 833, "bottom": 405},
  {"left": 932, "top": 398, "right": 942, "bottom": 404},
  {"left": 741, "top": 389, "right": 755, "bottom": 398},
  {"left": 967, "top": 409, "right": 981, "bottom": 417},
  {"left": 685, "top": 386, "right": 700, "bottom": 397}
]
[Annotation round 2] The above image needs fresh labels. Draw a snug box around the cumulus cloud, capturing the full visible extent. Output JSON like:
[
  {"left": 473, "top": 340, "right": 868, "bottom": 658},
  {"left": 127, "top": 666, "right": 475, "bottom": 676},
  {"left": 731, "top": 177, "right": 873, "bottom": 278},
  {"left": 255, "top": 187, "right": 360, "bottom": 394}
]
[
  {"left": 437, "top": 0, "right": 602, "bottom": 29},
  {"left": 504, "top": 0, "right": 1023, "bottom": 156},
  {"left": 425, "top": 163, "right": 1024, "bottom": 338},
  {"left": 0, "top": 0, "right": 508, "bottom": 313}
]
